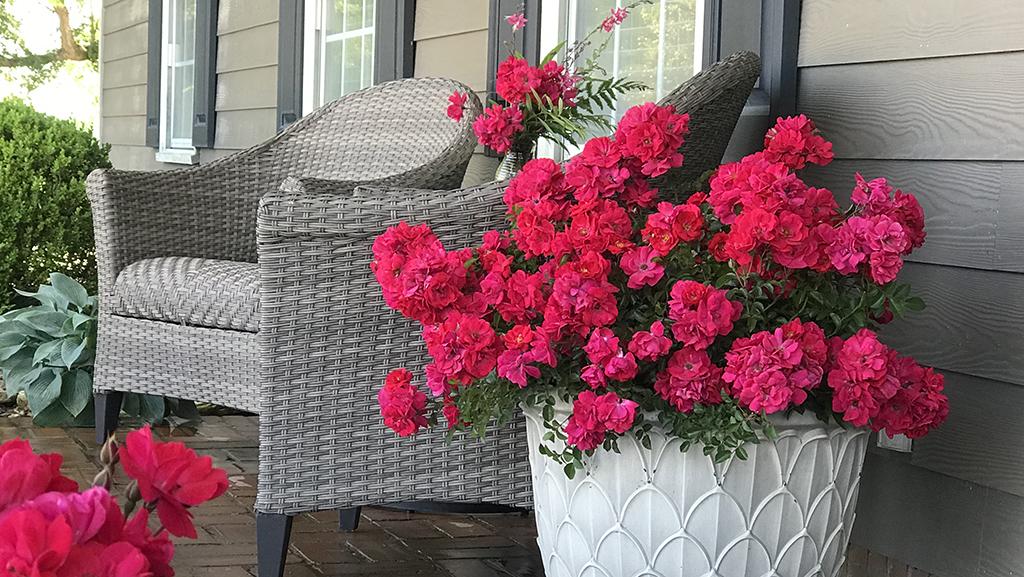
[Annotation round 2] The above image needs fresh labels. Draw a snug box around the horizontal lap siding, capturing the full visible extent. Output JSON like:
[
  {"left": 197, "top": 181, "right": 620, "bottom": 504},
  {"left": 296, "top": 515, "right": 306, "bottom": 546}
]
[
  {"left": 100, "top": 0, "right": 148, "bottom": 166},
  {"left": 413, "top": 0, "right": 495, "bottom": 186},
  {"left": 214, "top": 2, "right": 279, "bottom": 150},
  {"left": 798, "top": 1, "right": 1024, "bottom": 575}
]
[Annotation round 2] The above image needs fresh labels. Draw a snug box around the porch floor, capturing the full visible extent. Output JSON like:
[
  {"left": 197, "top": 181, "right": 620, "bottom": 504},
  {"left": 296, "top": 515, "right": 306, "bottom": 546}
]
[{"left": 0, "top": 414, "right": 926, "bottom": 577}]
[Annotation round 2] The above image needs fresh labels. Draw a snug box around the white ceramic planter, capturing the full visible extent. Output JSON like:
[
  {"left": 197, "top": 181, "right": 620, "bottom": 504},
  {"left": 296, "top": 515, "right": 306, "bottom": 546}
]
[{"left": 523, "top": 406, "right": 869, "bottom": 577}]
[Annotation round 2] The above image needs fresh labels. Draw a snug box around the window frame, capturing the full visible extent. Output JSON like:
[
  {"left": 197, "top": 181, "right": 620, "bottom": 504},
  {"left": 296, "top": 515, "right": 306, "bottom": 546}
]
[
  {"left": 277, "top": 0, "right": 415, "bottom": 131},
  {"left": 145, "top": 0, "right": 218, "bottom": 164},
  {"left": 302, "top": 0, "right": 378, "bottom": 114},
  {"left": 157, "top": 0, "right": 197, "bottom": 163}
]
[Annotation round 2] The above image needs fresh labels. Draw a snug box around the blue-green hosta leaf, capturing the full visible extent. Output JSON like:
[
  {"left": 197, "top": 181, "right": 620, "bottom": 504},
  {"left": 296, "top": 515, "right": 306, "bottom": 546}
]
[
  {"left": 0, "top": 333, "right": 27, "bottom": 362},
  {"left": 7, "top": 365, "right": 43, "bottom": 394},
  {"left": 15, "top": 286, "right": 67, "bottom": 311},
  {"left": 49, "top": 273, "right": 90, "bottom": 310},
  {"left": 59, "top": 370, "right": 92, "bottom": 416},
  {"left": 18, "top": 311, "right": 71, "bottom": 337},
  {"left": 26, "top": 370, "right": 62, "bottom": 413},
  {"left": 60, "top": 337, "right": 87, "bottom": 369},
  {"left": 70, "top": 312, "right": 95, "bottom": 330},
  {"left": 31, "top": 403, "right": 74, "bottom": 428},
  {"left": 33, "top": 339, "right": 63, "bottom": 366}
]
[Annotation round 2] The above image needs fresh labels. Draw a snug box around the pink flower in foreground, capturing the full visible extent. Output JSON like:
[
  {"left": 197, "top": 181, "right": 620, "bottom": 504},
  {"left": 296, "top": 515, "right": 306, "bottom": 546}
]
[
  {"left": 874, "top": 356, "right": 949, "bottom": 438},
  {"left": 379, "top": 369, "right": 429, "bottom": 438},
  {"left": 0, "top": 439, "right": 78, "bottom": 516},
  {"left": 506, "top": 11, "right": 527, "bottom": 31},
  {"left": 601, "top": 7, "right": 629, "bottom": 32},
  {"left": 119, "top": 426, "right": 229, "bottom": 538},
  {"left": 446, "top": 91, "right": 468, "bottom": 121},
  {"left": 827, "top": 329, "right": 899, "bottom": 427}
]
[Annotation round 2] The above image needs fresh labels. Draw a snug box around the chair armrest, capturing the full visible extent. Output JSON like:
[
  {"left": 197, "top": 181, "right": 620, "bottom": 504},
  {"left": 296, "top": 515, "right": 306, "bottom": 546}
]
[
  {"left": 255, "top": 177, "right": 525, "bottom": 513},
  {"left": 87, "top": 163, "right": 266, "bottom": 302}
]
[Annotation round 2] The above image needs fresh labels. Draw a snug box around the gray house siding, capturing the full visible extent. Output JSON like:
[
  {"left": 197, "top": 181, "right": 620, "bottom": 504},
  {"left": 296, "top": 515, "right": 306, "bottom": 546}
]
[{"left": 798, "top": 1, "right": 1024, "bottom": 575}]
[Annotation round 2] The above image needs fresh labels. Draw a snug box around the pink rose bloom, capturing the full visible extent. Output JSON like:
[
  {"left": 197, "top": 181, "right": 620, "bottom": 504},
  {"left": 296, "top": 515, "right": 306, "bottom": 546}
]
[
  {"left": 0, "top": 439, "right": 78, "bottom": 516},
  {"left": 446, "top": 91, "right": 468, "bottom": 121},
  {"left": 762, "top": 115, "right": 834, "bottom": 170},
  {"left": 620, "top": 245, "right": 664, "bottom": 289},
  {"left": 565, "top": 391, "right": 638, "bottom": 451},
  {"left": 580, "top": 364, "right": 607, "bottom": 389},
  {"left": 604, "top": 351, "right": 638, "bottom": 382},
  {"left": 628, "top": 321, "right": 673, "bottom": 361},
  {"left": 378, "top": 369, "right": 429, "bottom": 437},
  {"left": 654, "top": 348, "right": 723, "bottom": 413},
  {"left": 584, "top": 327, "right": 620, "bottom": 365},
  {"left": 614, "top": 103, "right": 689, "bottom": 177}
]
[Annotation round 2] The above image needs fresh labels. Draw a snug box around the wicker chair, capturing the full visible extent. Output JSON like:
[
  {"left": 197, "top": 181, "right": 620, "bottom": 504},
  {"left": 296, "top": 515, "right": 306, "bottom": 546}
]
[{"left": 90, "top": 51, "right": 759, "bottom": 577}]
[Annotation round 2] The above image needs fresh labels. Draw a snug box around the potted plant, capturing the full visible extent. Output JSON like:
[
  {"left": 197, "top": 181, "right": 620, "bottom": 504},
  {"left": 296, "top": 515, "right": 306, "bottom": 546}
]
[
  {"left": 445, "top": 4, "right": 647, "bottom": 179},
  {"left": 370, "top": 107, "right": 948, "bottom": 576}
]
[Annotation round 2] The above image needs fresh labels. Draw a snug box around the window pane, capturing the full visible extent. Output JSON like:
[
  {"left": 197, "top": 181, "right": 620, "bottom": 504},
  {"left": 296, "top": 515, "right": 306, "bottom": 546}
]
[
  {"left": 342, "top": 36, "right": 364, "bottom": 95},
  {"left": 323, "top": 39, "right": 344, "bottom": 102},
  {"left": 171, "top": 63, "right": 194, "bottom": 142},
  {"left": 163, "top": 0, "right": 197, "bottom": 150}
]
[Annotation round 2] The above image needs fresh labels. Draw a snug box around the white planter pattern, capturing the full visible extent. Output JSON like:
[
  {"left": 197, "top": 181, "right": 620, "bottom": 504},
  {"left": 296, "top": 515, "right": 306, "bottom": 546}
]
[{"left": 524, "top": 407, "right": 869, "bottom": 577}]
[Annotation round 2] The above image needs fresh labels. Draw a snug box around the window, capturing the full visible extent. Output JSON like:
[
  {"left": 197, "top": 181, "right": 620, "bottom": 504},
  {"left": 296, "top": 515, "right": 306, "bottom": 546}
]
[
  {"left": 157, "top": 0, "right": 197, "bottom": 163},
  {"left": 303, "top": 0, "right": 376, "bottom": 113},
  {"left": 540, "top": 0, "right": 704, "bottom": 121}
]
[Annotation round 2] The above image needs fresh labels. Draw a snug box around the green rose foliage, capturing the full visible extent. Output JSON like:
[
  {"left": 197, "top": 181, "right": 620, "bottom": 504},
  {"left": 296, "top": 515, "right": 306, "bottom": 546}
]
[{"left": 0, "top": 97, "right": 109, "bottom": 312}]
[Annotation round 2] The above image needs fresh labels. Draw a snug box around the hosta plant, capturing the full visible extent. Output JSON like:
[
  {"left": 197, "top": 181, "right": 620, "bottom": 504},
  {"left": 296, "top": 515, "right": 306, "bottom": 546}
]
[
  {"left": 0, "top": 427, "right": 227, "bottom": 575},
  {"left": 372, "top": 105, "right": 949, "bottom": 477},
  {"left": 0, "top": 274, "right": 198, "bottom": 427}
]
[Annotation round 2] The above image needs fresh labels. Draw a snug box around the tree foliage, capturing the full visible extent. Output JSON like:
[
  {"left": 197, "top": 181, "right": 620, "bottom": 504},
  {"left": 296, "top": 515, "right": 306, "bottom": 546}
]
[{"left": 0, "top": 0, "right": 98, "bottom": 89}]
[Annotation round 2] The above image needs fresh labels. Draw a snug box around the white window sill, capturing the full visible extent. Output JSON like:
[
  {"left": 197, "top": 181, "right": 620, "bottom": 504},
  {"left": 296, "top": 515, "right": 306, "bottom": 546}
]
[{"left": 156, "top": 149, "right": 199, "bottom": 165}]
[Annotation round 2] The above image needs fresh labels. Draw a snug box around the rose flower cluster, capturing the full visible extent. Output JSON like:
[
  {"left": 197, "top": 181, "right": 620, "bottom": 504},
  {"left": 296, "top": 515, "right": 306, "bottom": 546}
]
[
  {"left": 0, "top": 427, "right": 227, "bottom": 576},
  {"left": 372, "top": 103, "right": 948, "bottom": 462}
]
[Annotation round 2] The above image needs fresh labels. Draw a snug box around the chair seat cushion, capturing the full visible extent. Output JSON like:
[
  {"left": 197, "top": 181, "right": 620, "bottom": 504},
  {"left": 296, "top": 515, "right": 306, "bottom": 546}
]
[{"left": 111, "top": 257, "right": 260, "bottom": 332}]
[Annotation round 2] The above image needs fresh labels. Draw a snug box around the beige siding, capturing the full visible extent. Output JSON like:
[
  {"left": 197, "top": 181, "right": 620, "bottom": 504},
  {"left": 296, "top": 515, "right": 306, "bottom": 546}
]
[
  {"left": 100, "top": 0, "right": 279, "bottom": 170},
  {"left": 798, "top": 1, "right": 1024, "bottom": 575}
]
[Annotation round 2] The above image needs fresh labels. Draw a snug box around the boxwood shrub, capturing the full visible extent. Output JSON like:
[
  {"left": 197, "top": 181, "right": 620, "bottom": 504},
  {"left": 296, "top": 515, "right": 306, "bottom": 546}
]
[{"left": 0, "top": 98, "right": 109, "bottom": 311}]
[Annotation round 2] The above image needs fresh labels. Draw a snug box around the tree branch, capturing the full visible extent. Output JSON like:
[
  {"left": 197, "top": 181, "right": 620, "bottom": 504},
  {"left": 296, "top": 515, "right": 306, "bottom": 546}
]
[{"left": 52, "top": 2, "right": 88, "bottom": 61}]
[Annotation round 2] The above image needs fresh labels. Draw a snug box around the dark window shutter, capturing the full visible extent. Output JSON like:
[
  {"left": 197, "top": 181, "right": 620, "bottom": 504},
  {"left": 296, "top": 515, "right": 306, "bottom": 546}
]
[
  {"left": 375, "top": 0, "right": 416, "bottom": 83},
  {"left": 758, "top": 0, "right": 800, "bottom": 117},
  {"left": 145, "top": 0, "right": 163, "bottom": 148},
  {"left": 192, "top": 0, "right": 218, "bottom": 148},
  {"left": 276, "top": 0, "right": 304, "bottom": 131}
]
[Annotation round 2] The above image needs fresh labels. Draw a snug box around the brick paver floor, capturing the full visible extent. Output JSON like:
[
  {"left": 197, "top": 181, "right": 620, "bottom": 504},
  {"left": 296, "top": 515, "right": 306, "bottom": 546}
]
[{"left": 0, "top": 414, "right": 930, "bottom": 577}]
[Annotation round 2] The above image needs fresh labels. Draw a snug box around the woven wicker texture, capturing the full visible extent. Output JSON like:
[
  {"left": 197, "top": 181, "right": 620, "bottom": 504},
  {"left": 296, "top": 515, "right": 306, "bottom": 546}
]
[
  {"left": 111, "top": 257, "right": 260, "bottom": 332},
  {"left": 654, "top": 51, "right": 761, "bottom": 194},
  {"left": 256, "top": 179, "right": 533, "bottom": 513}
]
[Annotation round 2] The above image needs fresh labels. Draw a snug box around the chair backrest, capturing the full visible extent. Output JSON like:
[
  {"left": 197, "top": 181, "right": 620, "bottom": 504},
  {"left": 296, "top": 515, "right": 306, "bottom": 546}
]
[
  {"left": 232, "top": 77, "right": 483, "bottom": 192},
  {"left": 654, "top": 51, "right": 761, "bottom": 194}
]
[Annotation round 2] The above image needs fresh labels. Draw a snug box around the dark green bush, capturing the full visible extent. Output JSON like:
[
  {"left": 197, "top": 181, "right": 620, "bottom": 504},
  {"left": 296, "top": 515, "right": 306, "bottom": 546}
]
[{"left": 0, "top": 98, "right": 109, "bottom": 311}]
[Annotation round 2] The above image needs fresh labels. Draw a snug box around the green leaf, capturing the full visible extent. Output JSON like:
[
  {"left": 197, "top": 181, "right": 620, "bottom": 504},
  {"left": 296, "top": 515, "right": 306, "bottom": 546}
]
[
  {"left": 540, "top": 41, "right": 566, "bottom": 65},
  {"left": 563, "top": 463, "right": 576, "bottom": 480},
  {"left": 59, "top": 370, "right": 92, "bottom": 416},
  {"left": 905, "top": 296, "right": 926, "bottom": 312},
  {"left": 26, "top": 370, "right": 61, "bottom": 412},
  {"left": 18, "top": 311, "right": 70, "bottom": 337},
  {"left": 56, "top": 276, "right": 91, "bottom": 308},
  {"left": 33, "top": 339, "right": 63, "bottom": 366},
  {"left": 60, "top": 337, "right": 87, "bottom": 369},
  {"left": 31, "top": 403, "right": 73, "bottom": 428},
  {"left": 138, "top": 394, "right": 166, "bottom": 422}
]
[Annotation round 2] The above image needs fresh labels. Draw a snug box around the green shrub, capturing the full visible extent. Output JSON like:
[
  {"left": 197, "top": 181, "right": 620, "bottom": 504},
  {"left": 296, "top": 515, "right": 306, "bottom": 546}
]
[
  {"left": 0, "top": 274, "right": 199, "bottom": 427},
  {"left": 0, "top": 98, "right": 109, "bottom": 312}
]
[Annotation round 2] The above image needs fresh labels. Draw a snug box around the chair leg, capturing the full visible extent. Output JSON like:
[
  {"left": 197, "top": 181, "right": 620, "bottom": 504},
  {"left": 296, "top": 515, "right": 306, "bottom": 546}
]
[
  {"left": 94, "top": 391, "right": 123, "bottom": 445},
  {"left": 256, "top": 513, "right": 293, "bottom": 577},
  {"left": 339, "top": 507, "right": 362, "bottom": 532}
]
